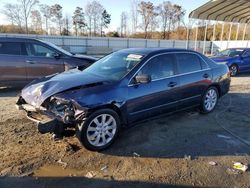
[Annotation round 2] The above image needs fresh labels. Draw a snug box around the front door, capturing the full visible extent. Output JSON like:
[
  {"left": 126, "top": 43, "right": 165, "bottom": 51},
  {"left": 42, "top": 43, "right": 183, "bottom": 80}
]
[
  {"left": 126, "top": 54, "right": 181, "bottom": 123},
  {"left": 240, "top": 50, "right": 250, "bottom": 72},
  {"left": 25, "top": 42, "right": 64, "bottom": 81}
]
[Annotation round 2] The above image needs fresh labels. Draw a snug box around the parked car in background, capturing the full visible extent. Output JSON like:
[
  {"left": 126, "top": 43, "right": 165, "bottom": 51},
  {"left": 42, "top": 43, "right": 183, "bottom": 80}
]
[
  {"left": 17, "top": 48, "right": 231, "bottom": 151},
  {"left": 0, "top": 37, "right": 97, "bottom": 86},
  {"left": 211, "top": 48, "right": 250, "bottom": 76}
]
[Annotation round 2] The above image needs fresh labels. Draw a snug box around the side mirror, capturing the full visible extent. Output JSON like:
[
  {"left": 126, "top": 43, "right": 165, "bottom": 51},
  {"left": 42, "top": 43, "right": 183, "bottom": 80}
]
[{"left": 135, "top": 74, "right": 151, "bottom": 84}]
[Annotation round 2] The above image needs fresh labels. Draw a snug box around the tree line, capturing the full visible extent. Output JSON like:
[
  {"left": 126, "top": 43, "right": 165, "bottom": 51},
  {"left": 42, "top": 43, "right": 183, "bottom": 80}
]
[
  {"left": 1, "top": 0, "right": 111, "bottom": 36},
  {"left": 1, "top": 0, "right": 249, "bottom": 41}
]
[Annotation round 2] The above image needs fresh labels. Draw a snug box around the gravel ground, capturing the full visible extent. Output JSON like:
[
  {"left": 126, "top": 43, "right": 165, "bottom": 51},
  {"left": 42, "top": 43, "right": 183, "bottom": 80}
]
[{"left": 0, "top": 75, "right": 250, "bottom": 188}]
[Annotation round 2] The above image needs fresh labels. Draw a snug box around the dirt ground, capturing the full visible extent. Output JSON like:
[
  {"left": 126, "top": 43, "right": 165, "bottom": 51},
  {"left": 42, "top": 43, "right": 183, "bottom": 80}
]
[{"left": 0, "top": 75, "right": 250, "bottom": 188}]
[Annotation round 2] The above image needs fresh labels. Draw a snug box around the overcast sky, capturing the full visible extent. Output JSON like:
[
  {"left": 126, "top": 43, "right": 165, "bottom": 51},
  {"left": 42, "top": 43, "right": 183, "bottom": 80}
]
[{"left": 0, "top": 0, "right": 209, "bottom": 31}]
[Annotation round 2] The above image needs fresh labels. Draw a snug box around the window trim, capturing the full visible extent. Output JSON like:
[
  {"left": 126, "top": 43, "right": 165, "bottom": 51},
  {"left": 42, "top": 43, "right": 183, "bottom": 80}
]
[
  {"left": 128, "top": 51, "right": 210, "bottom": 86},
  {"left": 25, "top": 42, "right": 57, "bottom": 58}
]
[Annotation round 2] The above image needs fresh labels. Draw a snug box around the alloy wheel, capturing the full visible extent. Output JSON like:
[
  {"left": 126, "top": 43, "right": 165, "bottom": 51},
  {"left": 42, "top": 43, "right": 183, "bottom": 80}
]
[
  {"left": 230, "top": 65, "right": 238, "bottom": 76},
  {"left": 204, "top": 88, "right": 218, "bottom": 112},
  {"left": 86, "top": 114, "right": 117, "bottom": 147}
]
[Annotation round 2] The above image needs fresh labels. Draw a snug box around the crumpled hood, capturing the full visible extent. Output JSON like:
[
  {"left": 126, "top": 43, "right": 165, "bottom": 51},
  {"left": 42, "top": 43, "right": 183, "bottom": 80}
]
[{"left": 21, "top": 69, "right": 111, "bottom": 108}]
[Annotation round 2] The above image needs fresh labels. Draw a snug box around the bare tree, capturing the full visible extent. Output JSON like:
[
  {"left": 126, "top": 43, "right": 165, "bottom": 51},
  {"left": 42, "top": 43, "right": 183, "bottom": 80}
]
[
  {"left": 2, "top": 3, "right": 23, "bottom": 29},
  {"left": 138, "top": 1, "right": 157, "bottom": 39},
  {"left": 62, "top": 15, "right": 70, "bottom": 36},
  {"left": 157, "top": 1, "right": 185, "bottom": 39},
  {"left": 72, "top": 7, "right": 87, "bottom": 36},
  {"left": 120, "top": 12, "right": 128, "bottom": 37},
  {"left": 171, "top": 4, "right": 185, "bottom": 30},
  {"left": 40, "top": 4, "right": 52, "bottom": 35},
  {"left": 19, "top": 0, "right": 39, "bottom": 34},
  {"left": 30, "top": 10, "right": 42, "bottom": 32},
  {"left": 50, "top": 4, "right": 63, "bottom": 35},
  {"left": 101, "top": 9, "right": 111, "bottom": 36},
  {"left": 85, "top": 1, "right": 105, "bottom": 36},
  {"left": 158, "top": 1, "right": 171, "bottom": 39},
  {"left": 130, "top": 0, "right": 139, "bottom": 33}
]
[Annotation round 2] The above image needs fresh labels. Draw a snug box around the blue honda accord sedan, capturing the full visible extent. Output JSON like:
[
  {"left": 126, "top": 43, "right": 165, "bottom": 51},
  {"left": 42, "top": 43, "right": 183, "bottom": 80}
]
[
  {"left": 211, "top": 48, "right": 250, "bottom": 76},
  {"left": 17, "top": 48, "right": 231, "bottom": 150}
]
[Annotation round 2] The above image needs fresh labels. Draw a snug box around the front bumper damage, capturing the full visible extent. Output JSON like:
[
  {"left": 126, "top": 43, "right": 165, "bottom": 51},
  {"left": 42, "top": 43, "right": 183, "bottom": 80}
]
[{"left": 16, "top": 96, "right": 87, "bottom": 127}]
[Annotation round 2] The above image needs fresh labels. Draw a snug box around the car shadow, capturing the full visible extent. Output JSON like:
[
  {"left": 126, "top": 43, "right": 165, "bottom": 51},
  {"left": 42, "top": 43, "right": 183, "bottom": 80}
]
[
  {"left": 101, "top": 93, "right": 250, "bottom": 159},
  {"left": 234, "top": 72, "right": 250, "bottom": 77},
  {"left": 0, "top": 177, "right": 209, "bottom": 188},
  {"left": 0, "top": 87, "right": 22, "bottom": 97}
]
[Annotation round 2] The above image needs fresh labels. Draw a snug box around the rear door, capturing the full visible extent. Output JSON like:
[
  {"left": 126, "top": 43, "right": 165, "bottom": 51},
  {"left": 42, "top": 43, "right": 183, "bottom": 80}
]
[
  {"left": 0, "top": 41, "right": 27, "bottom": 85},
  {"left": 126, "top": 54, "right": 181, "bottom": 123},
  {"left": 176, "top": 53, "right": 212, "bottom": 108},
  {"left": 25, "top": 42, "right": 64, "bottom": 81}
]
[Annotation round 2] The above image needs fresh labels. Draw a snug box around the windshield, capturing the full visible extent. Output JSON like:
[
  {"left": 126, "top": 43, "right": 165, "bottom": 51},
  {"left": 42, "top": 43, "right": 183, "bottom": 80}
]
[
  {"left": 84, "top": 52, "right": 144, "bottom": 81},
  {"left": 42, "top": 40, "right": 72, "bottom": 56},
  {"left": 217, "top": 49, "right": 243, "bottom": 57}
]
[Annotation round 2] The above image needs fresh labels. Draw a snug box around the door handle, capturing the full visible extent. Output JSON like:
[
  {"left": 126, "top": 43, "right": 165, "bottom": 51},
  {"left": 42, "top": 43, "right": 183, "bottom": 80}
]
[
  {"left": 203, "top": 73, "right": 210, "bottom": 78},
  {"left": 168, "top": 81, "right": 177, "bottom": 88},
  {"left": 26, "top": 60, "right": 36, "bottom": 64}
]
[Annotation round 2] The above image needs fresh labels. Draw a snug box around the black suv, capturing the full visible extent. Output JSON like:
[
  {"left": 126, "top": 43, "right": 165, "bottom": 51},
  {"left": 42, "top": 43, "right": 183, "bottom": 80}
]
[{"left": 0, "top": 37, "right": 97, "bottom": 86}]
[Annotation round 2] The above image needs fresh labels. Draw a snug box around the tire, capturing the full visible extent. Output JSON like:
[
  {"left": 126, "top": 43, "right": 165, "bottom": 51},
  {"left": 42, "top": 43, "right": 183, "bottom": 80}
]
[
  {"left": 200, "top": 87, "right": 219, "bottom": 114},
  {"left": 76, "top": 109, "right": 121, "bottom": 151},
  {"left": 229, "top": 64, "right": 238, "bottom": 77}
]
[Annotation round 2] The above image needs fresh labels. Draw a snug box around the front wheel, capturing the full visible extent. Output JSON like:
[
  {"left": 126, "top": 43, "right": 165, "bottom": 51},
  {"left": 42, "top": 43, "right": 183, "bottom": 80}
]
[
  {"left": 200, "top": 87, "right": 219, "bottom": 114},
  {"left": 76, "top": 109, "right": 121, "bottom": 151},
  {"left": 229, "top": 64, "right": 238, "bottom": 76}
]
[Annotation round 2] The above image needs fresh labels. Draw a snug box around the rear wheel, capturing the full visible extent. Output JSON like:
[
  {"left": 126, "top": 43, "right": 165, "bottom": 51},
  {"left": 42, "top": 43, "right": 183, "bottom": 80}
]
[
  {"left": 76, "top": 109, "right": 121, "bottom": 151},
  {"left": 200, "top": 87, "right": 219, "bottom": 114},
  {"left": 229, "top": 64, "right": 238, "bottom": 76}
]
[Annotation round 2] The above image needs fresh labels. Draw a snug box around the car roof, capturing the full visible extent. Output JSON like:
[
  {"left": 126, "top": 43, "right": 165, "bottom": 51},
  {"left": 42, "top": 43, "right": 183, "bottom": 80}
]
[
  {"left": 0, "top": 37, "right": 40, "bottom": 42},
  {"left": 116, "top": 48, "right": 198, "bottom": 56}
]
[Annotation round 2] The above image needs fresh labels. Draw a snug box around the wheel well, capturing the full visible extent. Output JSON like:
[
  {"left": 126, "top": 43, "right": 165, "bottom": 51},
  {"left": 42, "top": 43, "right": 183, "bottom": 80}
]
[
  {"left": 209, "top": 84, "right": 221, "bottom": 97},
  {"left": 87, "top": 104, "right": 126, "bottom": 125},
  {"left": 230, "top": 63, "right": 238, "bottom": 69}
]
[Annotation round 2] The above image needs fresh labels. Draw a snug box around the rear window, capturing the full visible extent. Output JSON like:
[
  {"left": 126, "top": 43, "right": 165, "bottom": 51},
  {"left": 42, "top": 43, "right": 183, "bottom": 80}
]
[
  {"left": 0, "top": 42, "right": 22, "bottom": 55},
  {"left": 176, "top": 53, "right": 203, "bottom": 74}
]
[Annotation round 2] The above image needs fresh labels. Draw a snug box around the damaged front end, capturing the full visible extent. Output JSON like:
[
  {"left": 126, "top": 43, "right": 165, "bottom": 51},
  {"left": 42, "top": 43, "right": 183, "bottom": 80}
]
[{"left": 16, "top": 96, "right": 87, "bottom": 127}]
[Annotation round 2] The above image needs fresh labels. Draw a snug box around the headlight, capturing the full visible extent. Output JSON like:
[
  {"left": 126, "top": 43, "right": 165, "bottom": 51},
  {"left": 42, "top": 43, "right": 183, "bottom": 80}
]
[{"left": 49, "top": 98, "right": 75, "bottom": 124}]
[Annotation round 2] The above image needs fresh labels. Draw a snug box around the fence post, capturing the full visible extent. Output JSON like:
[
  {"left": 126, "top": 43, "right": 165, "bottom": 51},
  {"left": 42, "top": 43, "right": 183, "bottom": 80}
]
[
  {"left": 203, "top": 21, "right": 208, "bottom": 55},
  {"left": 158, "top": 39, "right": 160, "bottom": 47},
  {"left": 62, "top": 36, "right": 65, "bottom": 49},
  {"left": 145, "top": 39, "right": 147, "bottom": 48},
  {"left": 108, "top": 38, "right": 110, "bottom": 48},
  {"left": 173, "top": 40, "right": 175, "bottom": 48},
  {"left": 127, "top": 38, "right": 129, "bottom": 48}
]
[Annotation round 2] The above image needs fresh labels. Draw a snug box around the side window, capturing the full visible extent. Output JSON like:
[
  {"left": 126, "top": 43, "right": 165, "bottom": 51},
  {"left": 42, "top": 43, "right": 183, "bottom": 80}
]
[
  {"left": 243, "top": 50, "right": 250, "bottom": 57},
  {"left": 26, "top": 43, "right": 55, "bottom": 57},
  {"left": 138, "top": 54, "right": 176, "bottom": 81},
  {"left": 176, "top": 53, "right": 203, "bottom": 74},
  {"left": 0, "top": 42, "right": 21, "bottom": 55}
]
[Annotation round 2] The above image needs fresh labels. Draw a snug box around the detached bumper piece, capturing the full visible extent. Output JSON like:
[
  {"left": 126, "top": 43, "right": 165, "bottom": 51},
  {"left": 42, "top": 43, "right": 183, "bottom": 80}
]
[
  {"left": 16, "top": 96, "right": 86, "bottom": 126},
  {"left": 16, "top": 97, "right": 61, "bottom": 125}
]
